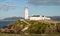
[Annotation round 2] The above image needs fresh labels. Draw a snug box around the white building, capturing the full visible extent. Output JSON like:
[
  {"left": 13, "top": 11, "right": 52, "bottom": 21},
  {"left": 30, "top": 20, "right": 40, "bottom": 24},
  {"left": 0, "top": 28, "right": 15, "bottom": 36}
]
[
  {"left": 29, "top": 15, "right": 51, "bottom": 20},
  {"left": 24, "top": 5, "right": 28, "bottom": 19},
  {"left": 24, "top": 5, "right": 51, "bottom": 20}
]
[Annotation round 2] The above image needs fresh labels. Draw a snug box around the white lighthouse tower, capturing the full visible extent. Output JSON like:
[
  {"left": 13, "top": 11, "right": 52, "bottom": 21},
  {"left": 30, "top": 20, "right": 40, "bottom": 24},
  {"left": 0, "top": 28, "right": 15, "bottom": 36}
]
[{"left": 24, "top": 5, "right": 28, "bottom": 19}]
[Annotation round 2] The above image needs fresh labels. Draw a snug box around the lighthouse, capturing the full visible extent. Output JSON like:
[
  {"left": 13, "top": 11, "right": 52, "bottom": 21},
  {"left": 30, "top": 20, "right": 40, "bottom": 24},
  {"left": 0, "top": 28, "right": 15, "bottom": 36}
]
[{"left": 24, "top": 5, "right": 28, "bottom": 19}]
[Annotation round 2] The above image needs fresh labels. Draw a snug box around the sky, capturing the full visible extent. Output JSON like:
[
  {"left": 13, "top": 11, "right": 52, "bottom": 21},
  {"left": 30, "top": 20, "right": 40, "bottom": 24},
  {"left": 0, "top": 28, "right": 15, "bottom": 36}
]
[{"left": 0, "top": 0, "right": 60, "bottom": 19}]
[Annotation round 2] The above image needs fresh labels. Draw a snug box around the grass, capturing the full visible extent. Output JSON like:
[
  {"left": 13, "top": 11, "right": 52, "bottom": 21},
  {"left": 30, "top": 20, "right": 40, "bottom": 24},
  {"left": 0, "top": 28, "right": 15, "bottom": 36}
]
[
  {"left": 0, "top": 33, "right": 60, "bottom": 36},
  {"left": 0, "top": 32, "right": 60, "bottom": 36}
]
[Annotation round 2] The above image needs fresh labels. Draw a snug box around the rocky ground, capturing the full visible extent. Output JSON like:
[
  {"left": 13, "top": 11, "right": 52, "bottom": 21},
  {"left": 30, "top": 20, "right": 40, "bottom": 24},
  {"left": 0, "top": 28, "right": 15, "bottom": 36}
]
[{"left": 0, "top": 20, "right": 60, "bottom": 34}]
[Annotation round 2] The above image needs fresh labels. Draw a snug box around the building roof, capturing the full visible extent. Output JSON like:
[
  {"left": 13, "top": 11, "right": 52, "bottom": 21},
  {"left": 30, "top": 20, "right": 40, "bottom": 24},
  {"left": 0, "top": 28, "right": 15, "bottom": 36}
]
[{"left": 31, "top": 15, "right": 40, "bottom": 17}]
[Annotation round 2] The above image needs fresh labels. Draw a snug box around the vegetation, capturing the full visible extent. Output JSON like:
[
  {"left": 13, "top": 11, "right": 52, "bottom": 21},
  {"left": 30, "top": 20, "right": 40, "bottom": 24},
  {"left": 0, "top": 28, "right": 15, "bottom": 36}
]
[
  {"left": 0, "top": 20, "right": 60, "bottom": 36},
  {"left": 0, "top": 33, "right": 60, "bottom": 36}
]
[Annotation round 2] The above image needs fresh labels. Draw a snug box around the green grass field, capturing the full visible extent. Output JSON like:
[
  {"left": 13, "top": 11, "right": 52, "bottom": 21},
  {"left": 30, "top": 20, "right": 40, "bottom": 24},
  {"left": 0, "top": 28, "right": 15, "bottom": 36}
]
[{"left": 0, "top": 33, "right": 60, "bottom": 36}]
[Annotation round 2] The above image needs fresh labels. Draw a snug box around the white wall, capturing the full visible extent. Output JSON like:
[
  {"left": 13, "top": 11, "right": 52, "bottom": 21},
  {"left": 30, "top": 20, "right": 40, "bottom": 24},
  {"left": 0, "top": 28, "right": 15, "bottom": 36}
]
[{"left": 29, "top": 16, "right": 51, "bottom": 20}]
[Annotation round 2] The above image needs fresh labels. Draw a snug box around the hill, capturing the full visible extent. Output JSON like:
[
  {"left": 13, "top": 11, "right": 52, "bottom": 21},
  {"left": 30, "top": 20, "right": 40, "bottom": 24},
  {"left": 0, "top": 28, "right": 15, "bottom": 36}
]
[
  {"left": 47, "top": 16, "right": 60, "bottom": 21},
  {"left": 0, "top": 20, "right": 60, "bottom": 34},
  {"left": 3, "top": 17, "right": 24, "bottom": 21}
]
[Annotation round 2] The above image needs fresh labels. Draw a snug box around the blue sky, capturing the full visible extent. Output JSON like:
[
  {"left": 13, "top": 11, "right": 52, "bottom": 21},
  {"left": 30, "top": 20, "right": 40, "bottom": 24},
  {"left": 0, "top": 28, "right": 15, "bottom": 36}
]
[{"left": 0, "top": 0, "right": 60, "bottom": 19}]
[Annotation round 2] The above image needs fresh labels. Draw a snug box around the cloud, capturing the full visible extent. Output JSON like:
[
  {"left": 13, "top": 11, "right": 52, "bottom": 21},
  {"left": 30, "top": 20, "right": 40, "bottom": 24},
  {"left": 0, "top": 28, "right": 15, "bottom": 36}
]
[
  {"left": 28, "top": 0, "right": 60, "bottom": 6},
  {"left": 0, "top": 0, "right": 17, "bottom": 11},
  {"left": 4, "top": 0, "right": 17, "bottom": 3},
  {"left": 0, "top": 3, "right": 17, "bottom": 11}
]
